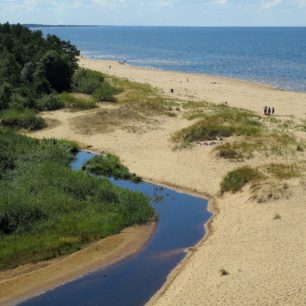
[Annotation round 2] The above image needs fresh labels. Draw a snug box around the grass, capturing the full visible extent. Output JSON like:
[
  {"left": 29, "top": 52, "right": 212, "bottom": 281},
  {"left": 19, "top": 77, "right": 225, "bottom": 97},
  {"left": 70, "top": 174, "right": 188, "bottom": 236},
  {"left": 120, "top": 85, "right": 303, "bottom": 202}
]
[
  {"left": 83, "top": 154, "right": 142, "bottom": 183},
  {"left": 0, "top": 129, "right": 155, "bottom": 270},
  {"left": 173, "top": 105, "right": 262, "bottom": 146},
  {"left": 220, "top": 166, "right": 264, "bottom": 194},
  {"left": 265, "top": 163, "right": 301, "bottom": 180},
  {"left": 0, "top": 108, "right": 46, "bottom": 130},
  {"left": 214, "top": 132, "right": 300, "bottom": 160},
  {"left": 56, "top": 92, "right": 97, "bottom": 110},
  {"left": 105, "top": 74, "right": 175, "bottom": 115}
]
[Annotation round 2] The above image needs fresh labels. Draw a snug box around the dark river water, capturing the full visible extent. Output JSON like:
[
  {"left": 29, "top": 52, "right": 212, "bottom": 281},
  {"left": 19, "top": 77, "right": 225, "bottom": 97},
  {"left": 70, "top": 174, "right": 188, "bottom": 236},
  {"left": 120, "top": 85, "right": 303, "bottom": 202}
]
[{"left": 20, "top": 151, "right": 211, "bottom": 306}]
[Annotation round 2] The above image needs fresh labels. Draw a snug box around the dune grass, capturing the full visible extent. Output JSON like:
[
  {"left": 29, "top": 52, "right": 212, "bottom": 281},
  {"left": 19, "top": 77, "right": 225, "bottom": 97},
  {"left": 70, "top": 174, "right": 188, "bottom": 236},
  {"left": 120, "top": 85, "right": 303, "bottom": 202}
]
[
  {"left": 215, "top": 132, "right": 300, "bottom": 160},
  {"left": 56, "top": 92, "right": 97, "bottom": 110},
  {"left": 173, "top": 105, "right": 262, "bottom": 146},
  {"left": 105, "top": 74, "right": 175, "bottom": 114},
  {"left": 0, "top": 129, "right": 155, "bottom": 270},
  {"left": 220, "top": 166, "right": 264, "bottom": 194},
  {"left": 265, "top": 163, "right": 301, "bottom": 180}
]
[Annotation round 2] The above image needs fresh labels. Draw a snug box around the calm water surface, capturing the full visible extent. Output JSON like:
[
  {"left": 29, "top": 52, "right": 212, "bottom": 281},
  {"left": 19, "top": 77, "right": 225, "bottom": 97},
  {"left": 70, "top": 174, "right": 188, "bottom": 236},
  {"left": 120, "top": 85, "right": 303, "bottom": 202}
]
[
  {"left": 33, "top": 26, "right": 306, "bottom": 92},
  {"left": 20, "top": 151, "right": 211, "bottom": 306}
]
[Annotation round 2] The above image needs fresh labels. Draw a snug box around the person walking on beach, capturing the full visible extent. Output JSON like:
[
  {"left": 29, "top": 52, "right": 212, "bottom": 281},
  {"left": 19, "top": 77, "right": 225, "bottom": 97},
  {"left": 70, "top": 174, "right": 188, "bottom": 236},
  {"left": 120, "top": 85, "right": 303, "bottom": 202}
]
[
  {"left": 272, "top": 107, "right": 275, "bottom": 115},
  {"left": 264, "top": 106, "right": 268, "bottom": 115},
  {"left": 268, "top": 107, "right": 271, "bottom": 115}
]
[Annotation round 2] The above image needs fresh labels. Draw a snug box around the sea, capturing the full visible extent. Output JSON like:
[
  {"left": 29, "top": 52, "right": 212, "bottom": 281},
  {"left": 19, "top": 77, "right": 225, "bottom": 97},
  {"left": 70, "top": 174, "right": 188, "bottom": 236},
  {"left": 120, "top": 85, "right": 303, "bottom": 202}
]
[{"left": 32, "top": 26, "right": 306, "bottom": 92}]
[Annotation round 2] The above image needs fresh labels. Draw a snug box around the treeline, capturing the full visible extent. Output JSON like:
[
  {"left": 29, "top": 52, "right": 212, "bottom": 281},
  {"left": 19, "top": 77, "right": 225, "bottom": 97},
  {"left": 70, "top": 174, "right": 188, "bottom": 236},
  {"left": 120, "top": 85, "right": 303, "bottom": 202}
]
[
  {"left": 0, "top": 23, "right": 79, "bottom": 110},
  {"left": 0, "top": 23, "right": 120, "bottom": 130}
]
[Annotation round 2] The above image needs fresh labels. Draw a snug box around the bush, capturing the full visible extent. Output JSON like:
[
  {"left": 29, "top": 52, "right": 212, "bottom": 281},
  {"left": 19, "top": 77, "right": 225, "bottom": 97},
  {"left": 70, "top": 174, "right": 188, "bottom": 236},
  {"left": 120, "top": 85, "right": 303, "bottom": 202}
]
[
  {"left": 220, "top": 166, "right": 263, "bottom": 194},
  {"left": 35, "top": 94, "right": 64, "bottom": 111},
  {"left": 72, "top": 68, "right": 120, "bottom": 102},
  {"left": 1, "top": 109, "right": 46, "bottom": 130},
  {"left": 83, "top": 154, "right": 142, "bottom": 183},
  {"left": 72, "top": 68, "right": 105, "bottom": 94}
]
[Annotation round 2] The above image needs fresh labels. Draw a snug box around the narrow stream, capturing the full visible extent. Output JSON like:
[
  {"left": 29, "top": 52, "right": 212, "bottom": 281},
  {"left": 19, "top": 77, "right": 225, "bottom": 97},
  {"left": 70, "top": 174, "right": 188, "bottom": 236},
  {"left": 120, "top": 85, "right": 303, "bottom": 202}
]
[{"left": 20, "top": 151, "right": 212, "bottom": 306}]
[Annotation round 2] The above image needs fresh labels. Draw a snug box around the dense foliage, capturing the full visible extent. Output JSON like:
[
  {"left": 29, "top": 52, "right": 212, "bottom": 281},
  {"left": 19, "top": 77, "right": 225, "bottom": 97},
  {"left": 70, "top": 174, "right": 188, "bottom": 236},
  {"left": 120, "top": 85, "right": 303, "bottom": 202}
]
[
  {"left": 83, "top": 154, "right": 142, "bottom": 183},
  {"left": 0, "top": 129, "right": 155, "bottom": 269},
  {"left": 0, "top": 23, "right": 79, "bottom": 107},
  {"left": 72, "top": 68, "right": 121, "bottom": 102},
  {"left": 0, "top": 23, "right": 80, "bottom": 129}
]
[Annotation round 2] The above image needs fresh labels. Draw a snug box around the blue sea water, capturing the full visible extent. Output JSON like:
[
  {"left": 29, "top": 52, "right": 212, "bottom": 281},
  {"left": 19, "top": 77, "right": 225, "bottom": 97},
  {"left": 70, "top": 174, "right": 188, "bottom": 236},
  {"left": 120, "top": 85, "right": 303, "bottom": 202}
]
[{"left": 34, "top": 26, "right": 306, "bottom": 92}]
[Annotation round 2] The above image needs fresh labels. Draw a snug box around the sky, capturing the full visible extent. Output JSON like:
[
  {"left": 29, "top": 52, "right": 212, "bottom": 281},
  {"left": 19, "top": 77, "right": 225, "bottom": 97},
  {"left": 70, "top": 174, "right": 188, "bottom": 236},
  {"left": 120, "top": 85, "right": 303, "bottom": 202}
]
[{"left": 0, "top": 0, "right": 306, "bottom": 26}]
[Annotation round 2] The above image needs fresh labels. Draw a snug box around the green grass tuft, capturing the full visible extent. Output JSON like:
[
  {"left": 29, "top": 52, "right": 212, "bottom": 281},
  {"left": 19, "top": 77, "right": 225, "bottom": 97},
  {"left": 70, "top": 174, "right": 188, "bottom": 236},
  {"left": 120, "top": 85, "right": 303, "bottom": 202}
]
[{"left": 220, "top": 166, "right": 264, "bottom": 194}]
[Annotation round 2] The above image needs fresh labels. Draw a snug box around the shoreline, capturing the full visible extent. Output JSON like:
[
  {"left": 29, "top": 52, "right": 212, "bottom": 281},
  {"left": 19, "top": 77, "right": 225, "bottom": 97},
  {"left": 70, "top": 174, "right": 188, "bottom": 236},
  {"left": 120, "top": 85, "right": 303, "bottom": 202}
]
[
  {"left": 81, "top": 56, "right": 306, "bottom": 94},
  {"left": 0, "top": 222, "right": 156, "bottom": 306},
  {"left": 79, "top": 57, "right": 306, "bottom": 120}
]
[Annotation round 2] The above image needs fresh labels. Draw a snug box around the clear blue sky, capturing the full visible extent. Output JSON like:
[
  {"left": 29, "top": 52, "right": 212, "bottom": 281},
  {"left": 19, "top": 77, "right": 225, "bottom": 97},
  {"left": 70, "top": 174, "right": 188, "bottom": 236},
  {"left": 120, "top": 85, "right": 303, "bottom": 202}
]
[{"left": 0, "top": 0, "right": 306, "bottom": 26}]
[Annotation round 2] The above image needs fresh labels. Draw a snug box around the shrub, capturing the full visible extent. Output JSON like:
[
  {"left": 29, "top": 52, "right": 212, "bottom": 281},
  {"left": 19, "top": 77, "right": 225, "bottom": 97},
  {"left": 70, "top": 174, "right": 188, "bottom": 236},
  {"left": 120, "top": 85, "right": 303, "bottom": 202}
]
[
  {"left": 35, "top": 94, "right": 64, "bottom": 111},
  {"left": 72, "top": 68, "right": 104, "bottom": 94},
  {"left": 1, "top": 109, "right": 46, "bottom": 130},
  {"left": 220, "top": 166, "right": 263, "bottom": 194},
  {"left": 72, "top": 68, "right": 120, "bottom": 102}
]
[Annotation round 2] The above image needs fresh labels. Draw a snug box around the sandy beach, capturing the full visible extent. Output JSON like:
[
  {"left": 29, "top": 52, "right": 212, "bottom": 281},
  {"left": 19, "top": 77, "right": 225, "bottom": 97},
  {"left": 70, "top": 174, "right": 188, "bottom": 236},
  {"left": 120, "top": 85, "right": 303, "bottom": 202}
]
[{"left": 2, "top": 57, "right": 306, "bottom": 305}]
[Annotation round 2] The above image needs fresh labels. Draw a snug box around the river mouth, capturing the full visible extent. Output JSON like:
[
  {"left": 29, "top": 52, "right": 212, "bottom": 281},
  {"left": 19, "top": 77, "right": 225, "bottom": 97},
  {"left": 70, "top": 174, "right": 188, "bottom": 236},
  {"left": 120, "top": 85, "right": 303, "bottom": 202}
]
[{"left": 20, "top": 151, "right": 212, "bottom": 306}]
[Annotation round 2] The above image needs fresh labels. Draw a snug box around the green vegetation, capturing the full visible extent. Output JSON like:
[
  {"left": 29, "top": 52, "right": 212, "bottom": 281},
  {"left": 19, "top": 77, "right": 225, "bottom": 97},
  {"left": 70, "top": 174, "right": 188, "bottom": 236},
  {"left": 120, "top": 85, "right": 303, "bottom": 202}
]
[
  {"left": 83, "top": 154, "right": 142, "bottom": 183},
  {"left": 214, "top": 132, "right": 299, "bottom": 160},
  {"left": 173, "top": 105, "right": 262, "bottom": 145},
  {"left": 0, "top": 129, "right": 155, "bottom": 270},
  {"left": 0, "top": 109, "right": 45, "bottom": 130},
  {"left": 220, "top": 166, "right": 264, "bottom": 194},
  {"left": 72, "top": 68, "right": 121, "bottom": 102},
  {"left": 56, "top": 92, "right": 97, "bottom": 110},
  {"left": 0, "top": 23, "right": 80, "bottom": 128},
  {"left": 265, "top": 163, "right": 301, "bottom": 180},
  {"left": 106, "top": 75, "right": 175, "bottom": 114}
]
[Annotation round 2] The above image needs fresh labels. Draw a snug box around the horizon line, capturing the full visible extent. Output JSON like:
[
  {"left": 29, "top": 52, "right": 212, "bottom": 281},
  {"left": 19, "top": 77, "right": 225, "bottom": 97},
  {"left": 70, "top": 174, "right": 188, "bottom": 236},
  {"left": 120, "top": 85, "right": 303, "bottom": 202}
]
[{"left": 22, "top": 24, "right": 306, "bottom": 28}]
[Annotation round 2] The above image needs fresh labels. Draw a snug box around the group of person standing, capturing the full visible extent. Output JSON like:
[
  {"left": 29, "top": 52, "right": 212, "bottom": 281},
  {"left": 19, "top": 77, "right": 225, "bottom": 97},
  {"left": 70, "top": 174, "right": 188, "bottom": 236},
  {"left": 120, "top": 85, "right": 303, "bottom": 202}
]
[{"left": 264, "top": 106, "right": 275, "bottom": 115}]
